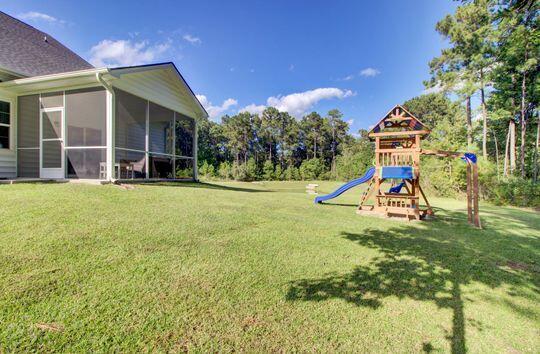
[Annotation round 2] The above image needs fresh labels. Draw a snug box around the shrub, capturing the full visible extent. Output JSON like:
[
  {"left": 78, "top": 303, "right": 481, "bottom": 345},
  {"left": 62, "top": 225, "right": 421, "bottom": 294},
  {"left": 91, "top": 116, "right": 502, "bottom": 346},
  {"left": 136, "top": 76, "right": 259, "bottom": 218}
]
[
  {"left": 284, "top": 166, "right": 300, "bottom": 180},
  {"left": 218, "top": 161, "right": 233, "bottom": 180},
  {"left": 421, "top": 157, "right": 465, "bottom": 197},
  {"left": 335, "top": 142, "right": 373, "bottom": 181},
  {"left": 262, "top": 160, "right": 274, "bottom": 181},
  {"left": 245, "top": 158, "right": 259, "bottom": 181},
  {"left": 199, "top": 161, "right": 215, "bottom": 179},
  {"left": 232, "top": 161, "right": 247, "bottom": 181},
  {"left": 299, "top": 158, "right": 326, "bottom": 180},
  {"left": 274, "top": 164, "right": 283, "bottom": 181},
  {"left": 487, "top": 178, "right": 540, "bottom": 207}
]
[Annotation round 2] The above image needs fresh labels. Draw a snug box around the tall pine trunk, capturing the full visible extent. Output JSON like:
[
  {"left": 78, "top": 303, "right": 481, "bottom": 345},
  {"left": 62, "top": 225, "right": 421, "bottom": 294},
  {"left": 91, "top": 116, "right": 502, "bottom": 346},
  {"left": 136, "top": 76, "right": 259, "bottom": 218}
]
[
  {"left": 466, "top": 96, "right": 473, "bottom": 148},
  {"left": 504, "top": 125, "right": 510, "bottom": 177},
  {"left": 534, "top": 111, "right": 539, "bottom": 182},
  {"left": 520, "top": 70, "right": 527, "bottom": 178},
  {"left": 509, "top": 119, "right": 517, "bottom": 173},
  {"left": 331, "top": 125, "right": 336, "bottom": 176},
  {"left": 491, "top": 129, "right": 500, "bottom": 179},
  {"left": 519, "top": 39, "right": 530, "bottom": 178},
  {"left": 480, "top": 69, "right": 488, "bottom": 159}
]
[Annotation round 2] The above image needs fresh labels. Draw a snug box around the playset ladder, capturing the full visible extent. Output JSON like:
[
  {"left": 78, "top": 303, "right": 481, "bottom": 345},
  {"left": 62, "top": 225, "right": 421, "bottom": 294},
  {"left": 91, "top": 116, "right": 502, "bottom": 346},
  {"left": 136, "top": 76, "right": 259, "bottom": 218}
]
[{"left": 358, "top": 177, "right": 375, "bottom": 209}]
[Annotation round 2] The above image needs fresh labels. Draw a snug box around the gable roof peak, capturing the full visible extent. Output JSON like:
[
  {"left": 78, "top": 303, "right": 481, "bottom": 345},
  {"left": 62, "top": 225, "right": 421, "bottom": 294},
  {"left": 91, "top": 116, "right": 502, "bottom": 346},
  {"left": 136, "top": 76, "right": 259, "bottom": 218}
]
[{"left": 368, "top": 104, "right": 430, "bottom": 138}]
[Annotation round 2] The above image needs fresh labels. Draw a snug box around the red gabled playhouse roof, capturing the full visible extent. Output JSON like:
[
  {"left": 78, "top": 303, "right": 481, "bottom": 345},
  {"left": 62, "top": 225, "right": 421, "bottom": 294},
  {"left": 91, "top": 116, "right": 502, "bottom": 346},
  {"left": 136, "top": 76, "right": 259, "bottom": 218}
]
[{"left": 368, "top": 104, "right": 430, "bottom": 140}]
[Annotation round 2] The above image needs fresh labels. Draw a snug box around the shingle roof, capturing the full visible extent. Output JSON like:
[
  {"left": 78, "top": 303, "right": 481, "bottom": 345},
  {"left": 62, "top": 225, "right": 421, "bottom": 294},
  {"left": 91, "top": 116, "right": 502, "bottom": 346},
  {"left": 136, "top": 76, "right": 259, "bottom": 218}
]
[{"left": 0, "top": 11, "right": 93, "bottom": 77}]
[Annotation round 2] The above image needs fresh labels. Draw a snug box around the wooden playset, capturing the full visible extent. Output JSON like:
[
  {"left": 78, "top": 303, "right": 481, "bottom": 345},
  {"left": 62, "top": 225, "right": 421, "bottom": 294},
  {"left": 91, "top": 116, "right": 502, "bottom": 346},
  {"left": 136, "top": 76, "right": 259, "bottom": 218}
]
[{"left": 315, "top": 104, "right": 481, "bottom": 228}]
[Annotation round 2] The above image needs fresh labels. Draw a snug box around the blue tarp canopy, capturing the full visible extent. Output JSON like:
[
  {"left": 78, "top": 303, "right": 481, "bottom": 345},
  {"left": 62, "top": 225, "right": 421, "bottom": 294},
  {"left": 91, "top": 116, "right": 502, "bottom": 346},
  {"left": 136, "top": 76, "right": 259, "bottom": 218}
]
[{"left": 381, "top": 166, "right": 413, "bottom": 179}]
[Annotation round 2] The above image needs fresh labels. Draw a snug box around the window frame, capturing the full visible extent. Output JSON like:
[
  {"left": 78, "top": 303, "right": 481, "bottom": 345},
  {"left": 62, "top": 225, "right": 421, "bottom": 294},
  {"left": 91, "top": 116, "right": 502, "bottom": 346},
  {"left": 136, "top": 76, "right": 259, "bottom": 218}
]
[{"left": 0, "top": 99, "right": 11, "bottom": 150}]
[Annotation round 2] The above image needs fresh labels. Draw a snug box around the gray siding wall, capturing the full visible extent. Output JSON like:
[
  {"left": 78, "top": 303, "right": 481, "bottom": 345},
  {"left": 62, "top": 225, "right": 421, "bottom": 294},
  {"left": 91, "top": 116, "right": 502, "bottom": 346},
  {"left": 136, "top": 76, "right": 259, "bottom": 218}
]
[{"left": 0, "top": 93, "right": 15, "bottom": 178}]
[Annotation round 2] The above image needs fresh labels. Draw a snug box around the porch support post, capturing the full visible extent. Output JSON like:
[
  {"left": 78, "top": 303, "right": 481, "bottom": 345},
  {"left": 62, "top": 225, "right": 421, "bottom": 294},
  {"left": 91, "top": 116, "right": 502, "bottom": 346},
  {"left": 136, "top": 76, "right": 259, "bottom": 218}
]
[
  {"left": 96, "top": 72, "right": 115, "bottom": 181},
  {"left": 193, "top": 118, "right": 198, "bottom": 181},
  {"left": 105, "top": 89, "right": 115, "bottom": 181},
  {"left": 145, "top": 101, "right": 149, "bottom": 179}
]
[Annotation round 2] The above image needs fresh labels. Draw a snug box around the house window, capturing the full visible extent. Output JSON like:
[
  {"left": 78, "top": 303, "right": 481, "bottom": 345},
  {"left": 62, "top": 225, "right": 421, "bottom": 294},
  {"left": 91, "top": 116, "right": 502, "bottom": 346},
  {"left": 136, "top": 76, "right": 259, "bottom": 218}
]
[{"left": 0, "top": 100, "right": 10, "bottom": 149}]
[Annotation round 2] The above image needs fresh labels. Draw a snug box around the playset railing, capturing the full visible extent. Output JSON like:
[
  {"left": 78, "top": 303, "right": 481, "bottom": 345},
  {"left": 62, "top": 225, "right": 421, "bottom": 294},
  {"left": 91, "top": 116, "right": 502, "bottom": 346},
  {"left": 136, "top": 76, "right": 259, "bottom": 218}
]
[{"left": 378, "top": 151, "right": 414, "bottom": 166}]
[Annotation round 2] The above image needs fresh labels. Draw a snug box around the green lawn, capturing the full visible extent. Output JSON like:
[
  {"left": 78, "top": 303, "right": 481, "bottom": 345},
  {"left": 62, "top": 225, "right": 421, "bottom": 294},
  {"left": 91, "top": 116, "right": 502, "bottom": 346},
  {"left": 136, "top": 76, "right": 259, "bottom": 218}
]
[{"left": 0, "top": 181, "right": 538, "bottom": 352}]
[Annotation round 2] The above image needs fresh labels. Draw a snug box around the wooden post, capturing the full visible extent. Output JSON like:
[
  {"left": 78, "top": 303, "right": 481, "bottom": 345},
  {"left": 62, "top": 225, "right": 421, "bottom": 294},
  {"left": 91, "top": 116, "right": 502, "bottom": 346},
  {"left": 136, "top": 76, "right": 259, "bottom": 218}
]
[
  {"left": 466, "top": 163, "right": 473, "bottom": 224},
  {"left": 418, "top": 184, "right": 433, "bottom": 215},
  {"left": 375, "top": 137, "right": 381, "bottom": 210},
  {"left": 473, "top": 163, "right": 481, "bottom": 228}
]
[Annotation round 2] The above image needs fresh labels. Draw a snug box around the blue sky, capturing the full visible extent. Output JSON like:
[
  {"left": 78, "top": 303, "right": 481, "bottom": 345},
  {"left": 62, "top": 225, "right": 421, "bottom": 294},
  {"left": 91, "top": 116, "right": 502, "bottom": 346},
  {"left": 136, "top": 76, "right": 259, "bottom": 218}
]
[{"left": 2, "top": 0, "right": 457, "bottom": 132}]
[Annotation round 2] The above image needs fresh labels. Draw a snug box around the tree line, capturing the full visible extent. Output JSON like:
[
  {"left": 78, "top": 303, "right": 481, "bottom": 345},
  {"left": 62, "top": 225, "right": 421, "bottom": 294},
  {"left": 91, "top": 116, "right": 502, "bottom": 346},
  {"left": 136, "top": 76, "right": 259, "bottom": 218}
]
[
  {"left": 197, "top": 107, "right": 370, "bottom": 181},
  {"left": 427, "top": 0, "right": 538, "bottom": 179},
  {"left": 196, "top": 0, "right": 538, "bottom": 207}
]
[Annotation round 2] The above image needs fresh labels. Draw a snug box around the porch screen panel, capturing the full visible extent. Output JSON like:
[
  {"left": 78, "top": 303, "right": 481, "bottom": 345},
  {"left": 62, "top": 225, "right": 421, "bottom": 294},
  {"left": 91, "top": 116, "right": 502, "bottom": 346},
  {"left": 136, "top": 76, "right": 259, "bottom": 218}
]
[
  {"left": 17, "top": 149, "right": 39, "bottom": 177},
  {"left": 149, "top": 102, "right": 174, "bottom": 154},
  {"left": 175, "top": 158, "right": 194, "bottom": 179},
  {"left": 42, "top": 110, "right": 62, "bottom": 139},
  {"left": 115, "top": 149, "right": 146, "bottom": 179},
  {"left": 40, "top": 92, "right": 63, "bottom": 108},
  {"left": 66, "top": 148, "right": 106, "bottom": 179},
  {"left": 42, "top": 140, "right": 62, "bottom": 168},
  {"left": 17, "top": 95, "right": 39, "bottom": 148},
  {"left": 115, "top": 89, "right": 146, "bottom": 151},
  {"left": 65, "top": 87, "right": 106, "bottom": 146},
  {"left": 149, "top": 154, "right": 173, "bottom": 179},
  {"left": 175, "top": 114, "right": 194, "bottom": 157}
]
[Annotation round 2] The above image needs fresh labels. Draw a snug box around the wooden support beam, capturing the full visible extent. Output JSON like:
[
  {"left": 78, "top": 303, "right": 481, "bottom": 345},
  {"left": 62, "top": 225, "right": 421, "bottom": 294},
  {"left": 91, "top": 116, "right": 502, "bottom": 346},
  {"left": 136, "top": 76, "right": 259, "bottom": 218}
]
[
  {"left": 473, "top": 163, "right": 481, "bottom": 228},
  {"left": 466, "top": 163, "right": 473, "bottom": 224},
  {"left": 421, "top": 149, "right": 463, "bottom": 158},
  {"left": 375, "top": 148, "right": 420, "bottom": 153},
  {"left": 369, "top": 130, "right": 430, "bottom": 138},
  {"left": 418, "top": 184, "right": 434, "bottom": 215}
]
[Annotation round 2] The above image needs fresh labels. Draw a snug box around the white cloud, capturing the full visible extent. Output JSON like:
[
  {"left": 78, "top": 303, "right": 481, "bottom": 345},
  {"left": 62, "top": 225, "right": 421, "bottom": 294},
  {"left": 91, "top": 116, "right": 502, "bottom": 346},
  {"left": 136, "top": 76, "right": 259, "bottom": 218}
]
[
  {"left": 340, "top": 74, "right": 355, "bottom": 81},
  {"left": 18, "top": 11, "right": 65, "bottom": 24},
  {"left": 240, "top": 88, "right": 354, "bottom": 118},
  {"left": 183, "top": 34, "right": 201, "bottom": 45},
  {"left": 347, "top": 119, "right": 354, "bottom": 127},
  {"left": 268, "top": 88, "right": 354, "bottom": 118},
  {"left": 422, "top": 84, "right": 443, "bottom": 95},
  {"left": 89, "top": 39, "right": 171, "bottom": 67},
  {"left": 196, "top": 95, "right": 238, "bottom": 120},
  {"left": 239, "top": 104, "right": 266, "bottom": 115},
  {"left": 359, "top": 67, "right": 381, "bottom": 77}
]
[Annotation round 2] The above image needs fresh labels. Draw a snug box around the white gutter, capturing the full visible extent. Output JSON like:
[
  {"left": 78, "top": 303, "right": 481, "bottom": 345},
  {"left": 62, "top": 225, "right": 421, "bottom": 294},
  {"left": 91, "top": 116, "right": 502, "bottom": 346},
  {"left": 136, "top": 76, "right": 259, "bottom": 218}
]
[
  {"left": 0, "top": 67, "right": 108, "bottom": 87},
  {"left": 96, "top": 72, "right": 116, "bottom": 181}
]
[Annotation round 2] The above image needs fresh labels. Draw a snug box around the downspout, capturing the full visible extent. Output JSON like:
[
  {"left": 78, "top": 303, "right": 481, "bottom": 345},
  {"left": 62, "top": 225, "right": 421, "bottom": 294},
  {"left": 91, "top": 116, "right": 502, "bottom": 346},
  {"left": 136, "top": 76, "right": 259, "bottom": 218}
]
[{"left": 96, "top": 72, "right": 115, "bottom": 182}]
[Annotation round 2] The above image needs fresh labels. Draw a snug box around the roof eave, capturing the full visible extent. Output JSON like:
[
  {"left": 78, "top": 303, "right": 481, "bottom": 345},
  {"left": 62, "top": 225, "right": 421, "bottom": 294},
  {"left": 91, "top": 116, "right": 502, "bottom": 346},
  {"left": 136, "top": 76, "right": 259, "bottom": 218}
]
[
  {"left": 0, "top": 67, "right": 109, "bottom": 87},
  {"left": 110, "top": 62, "right": 209, "bottom": 118}
]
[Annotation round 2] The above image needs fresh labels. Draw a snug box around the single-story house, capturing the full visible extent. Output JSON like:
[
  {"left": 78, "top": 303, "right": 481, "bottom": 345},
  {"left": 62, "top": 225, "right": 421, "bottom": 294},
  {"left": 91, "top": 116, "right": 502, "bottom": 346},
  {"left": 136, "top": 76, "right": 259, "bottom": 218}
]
[{"left": 0, "top": 11, "right": 207, "bottom": 181}]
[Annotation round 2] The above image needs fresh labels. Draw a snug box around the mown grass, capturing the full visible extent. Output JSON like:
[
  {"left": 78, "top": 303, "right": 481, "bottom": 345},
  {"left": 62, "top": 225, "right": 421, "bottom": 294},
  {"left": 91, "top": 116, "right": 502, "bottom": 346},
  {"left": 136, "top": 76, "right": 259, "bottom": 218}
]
[{"left": 0, "top": 181, "right": 538, "bottom": 352}]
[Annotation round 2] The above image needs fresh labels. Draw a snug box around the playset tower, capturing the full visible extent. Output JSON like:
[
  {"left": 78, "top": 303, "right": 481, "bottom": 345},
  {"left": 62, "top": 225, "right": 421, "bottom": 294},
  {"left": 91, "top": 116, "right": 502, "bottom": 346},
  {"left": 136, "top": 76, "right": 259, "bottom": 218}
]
[{"left": 316, "top": 104, "right": 481, "bottom": 228}]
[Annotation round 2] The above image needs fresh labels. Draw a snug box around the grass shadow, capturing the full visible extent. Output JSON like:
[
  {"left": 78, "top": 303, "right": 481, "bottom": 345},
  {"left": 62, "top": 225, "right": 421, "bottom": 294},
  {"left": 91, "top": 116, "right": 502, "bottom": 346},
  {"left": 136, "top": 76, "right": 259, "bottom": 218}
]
[
  {"left": 317, "top": 202, "right": 359, "bottom": 207},
  {"left": 287, "top": 209, "right": 539, "bottom": 353},
  {"left": 130, "top": 181, "right": 273, "bottom": 193}
]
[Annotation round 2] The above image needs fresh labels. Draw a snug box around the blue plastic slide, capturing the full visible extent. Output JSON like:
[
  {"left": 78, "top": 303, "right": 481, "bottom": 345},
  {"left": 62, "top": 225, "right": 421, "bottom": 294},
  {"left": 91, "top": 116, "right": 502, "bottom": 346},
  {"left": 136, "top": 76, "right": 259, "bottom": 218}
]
[
  {"left": 389, "top": 181, "right": 406, "bottom": 193},
  {"left": 314, "top": 167, "right": 376, "bottom": 204}
]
